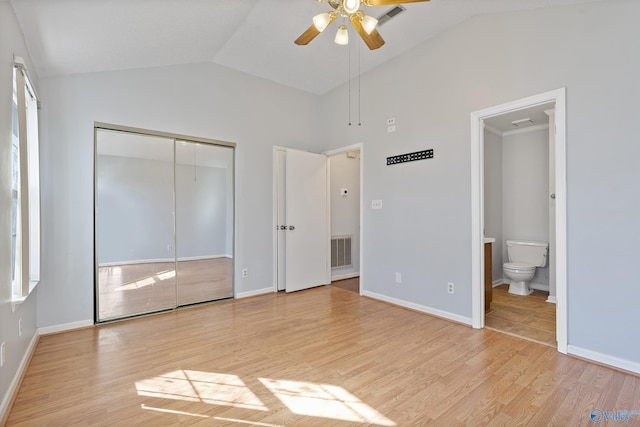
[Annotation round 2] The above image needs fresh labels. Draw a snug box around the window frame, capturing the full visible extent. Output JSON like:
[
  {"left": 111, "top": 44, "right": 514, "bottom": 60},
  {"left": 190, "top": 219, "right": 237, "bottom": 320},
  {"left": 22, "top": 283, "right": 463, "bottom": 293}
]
[{"left": 11, "top": 58, "right": 41, "bottom": 301}]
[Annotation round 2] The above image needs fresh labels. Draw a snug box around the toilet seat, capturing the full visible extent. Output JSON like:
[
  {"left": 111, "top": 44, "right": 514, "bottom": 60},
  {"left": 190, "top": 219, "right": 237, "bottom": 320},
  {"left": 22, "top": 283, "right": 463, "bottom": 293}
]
[{"left": 503, "top": 262, "right": 535, "bottom": 271}]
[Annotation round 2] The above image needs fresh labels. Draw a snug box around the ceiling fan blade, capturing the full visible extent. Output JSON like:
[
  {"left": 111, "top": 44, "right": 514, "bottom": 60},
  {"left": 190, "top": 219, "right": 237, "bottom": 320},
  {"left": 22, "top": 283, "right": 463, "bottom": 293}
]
[
  {"left": 295, "top": 12, "right": 337, "bottom": 46},
  {"left": 350, "top": 14, "right": 385, "bottom": 50},
  {"left": 295, "top": 24, "right": 321, "bottom": 46},
  {"left": 363, "top": 0, "right": 430, "bottom": 5}
]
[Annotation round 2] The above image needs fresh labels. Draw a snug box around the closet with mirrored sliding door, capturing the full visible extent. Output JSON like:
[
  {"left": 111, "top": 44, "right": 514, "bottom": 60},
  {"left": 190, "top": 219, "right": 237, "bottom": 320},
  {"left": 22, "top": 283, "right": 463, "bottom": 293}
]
[{"left": 94, "top": 124, "right": 234, "bottom": 322}]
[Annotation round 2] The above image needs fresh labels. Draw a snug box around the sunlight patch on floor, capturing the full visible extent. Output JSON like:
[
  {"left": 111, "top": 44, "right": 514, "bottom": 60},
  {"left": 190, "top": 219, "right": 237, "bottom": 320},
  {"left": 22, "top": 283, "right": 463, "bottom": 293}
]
[
  {"left": 141, "top": 404, "right": 210, "bottom": 418},
  {"left": 156, "top": 269, "right": 176, "bottom": 280},
  {"left": 136, "top": 370, "right": 267, "bottom": 411},
  {"left": 114, "top": 268, "right": 177, "bottom": 292},
  {"left": 212, "top": 417, "right": 283, "bottom": 426},
  {"left": 136, "top": 370, "right": 395, "bottom": 425},
  {"left": 259, "top": 378, "right": 396, "bottom": 426},
  {"left": 116, "top": 276, "right": 156, "bottom": 291}
]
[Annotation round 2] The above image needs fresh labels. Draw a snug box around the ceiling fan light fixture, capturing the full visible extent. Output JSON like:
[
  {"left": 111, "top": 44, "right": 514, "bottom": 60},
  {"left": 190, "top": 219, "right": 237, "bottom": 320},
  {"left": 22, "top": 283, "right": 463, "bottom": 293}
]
[
  {"left": 312, "top": 12, "right": 332, "bottom": 32},
  {"left": 335, "top": 24, "right": 349, "bottom": 45},
  {"left": 361, "top": 14, "right": 378, "bottom": 34},
  {"left": 342, "top": 0, "right": 360, "bottom": 15}
]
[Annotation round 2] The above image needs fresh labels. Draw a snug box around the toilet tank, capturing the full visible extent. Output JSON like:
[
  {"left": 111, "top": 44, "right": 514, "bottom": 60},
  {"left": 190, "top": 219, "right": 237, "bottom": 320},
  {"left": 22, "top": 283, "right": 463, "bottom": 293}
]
[{"left": 506, "top": 240, "right": 548, "bottom": 267}]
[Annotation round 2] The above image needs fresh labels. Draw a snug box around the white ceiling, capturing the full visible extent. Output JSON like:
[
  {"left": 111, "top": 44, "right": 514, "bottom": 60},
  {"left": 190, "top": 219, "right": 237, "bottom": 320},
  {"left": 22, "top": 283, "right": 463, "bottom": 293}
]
[{"left": 10, "top": 0, "right": 600, "bottom": 94}]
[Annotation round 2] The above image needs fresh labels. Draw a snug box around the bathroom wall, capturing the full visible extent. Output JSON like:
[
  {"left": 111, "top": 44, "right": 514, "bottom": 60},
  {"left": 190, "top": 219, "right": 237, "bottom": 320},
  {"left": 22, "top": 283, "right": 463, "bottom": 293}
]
[
  {"left": 329, "top": 152, "right": 361, "bottom": 279},
  {"left": 483, "top": 129, "right": 503, "bottom": 282},
  {"left": 503, "top": 128, "right": 550, "bottom": 290}
]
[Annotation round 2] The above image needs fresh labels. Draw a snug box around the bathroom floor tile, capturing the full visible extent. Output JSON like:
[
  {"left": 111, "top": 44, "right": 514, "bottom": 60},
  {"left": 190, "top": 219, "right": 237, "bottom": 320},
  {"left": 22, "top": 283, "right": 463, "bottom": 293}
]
[
  {"left": 486, "top": 285, "right": 556, "bottom": 347},
  {"left": 526, "top": 317, "right": 556, "bottom": 333}
]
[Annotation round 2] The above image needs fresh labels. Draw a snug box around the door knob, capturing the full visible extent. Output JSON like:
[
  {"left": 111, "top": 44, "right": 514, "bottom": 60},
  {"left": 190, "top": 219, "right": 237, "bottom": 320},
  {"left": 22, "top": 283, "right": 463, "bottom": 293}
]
[
  {"left": 288, "top": 225, "right": 295, "bottom": 231},
  {"left": 550, "top": 193, "right": 556, "bottom": 199}
]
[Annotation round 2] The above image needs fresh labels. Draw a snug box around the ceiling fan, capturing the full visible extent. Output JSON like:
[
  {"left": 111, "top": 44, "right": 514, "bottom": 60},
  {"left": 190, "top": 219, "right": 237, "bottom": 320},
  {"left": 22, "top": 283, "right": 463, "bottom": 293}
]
[{"left": 295, "top": 0, "right": 431, "bottom": 50}]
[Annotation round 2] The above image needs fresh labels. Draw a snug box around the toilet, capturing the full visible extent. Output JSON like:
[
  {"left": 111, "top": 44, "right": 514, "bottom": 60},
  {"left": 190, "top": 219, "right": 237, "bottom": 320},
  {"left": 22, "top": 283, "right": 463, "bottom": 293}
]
[{"left": 503, "top": 240, "right": 548, "bottom": 295}]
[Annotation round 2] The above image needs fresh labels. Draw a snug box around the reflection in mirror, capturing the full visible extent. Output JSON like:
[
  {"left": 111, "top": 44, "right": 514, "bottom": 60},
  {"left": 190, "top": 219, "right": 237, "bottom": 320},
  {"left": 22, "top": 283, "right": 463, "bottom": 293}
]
[
  {"left": 95, "top": 127, "right": 235, "bottom": 322},
  {"left": 175, "top": 141, "right": 234, "bottom": 305},
  {"left": 96, "top": 130, "right": 176, "bottom": 321}
]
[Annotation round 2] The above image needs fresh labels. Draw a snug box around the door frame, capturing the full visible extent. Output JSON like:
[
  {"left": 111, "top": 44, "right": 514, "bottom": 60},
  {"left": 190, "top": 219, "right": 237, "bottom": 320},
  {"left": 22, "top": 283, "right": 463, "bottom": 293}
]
[
  {"left": 271, "top": 146, "right": 331, "bottom": 292},
  {"left": 324, "top": 143, "right": 364, "bottom": 294},
  {"left": 272, "top": 143, "right": 364, "bottom": 293},
  {"left": 470, "top": 88, "right": 567, "bottom": 353}
]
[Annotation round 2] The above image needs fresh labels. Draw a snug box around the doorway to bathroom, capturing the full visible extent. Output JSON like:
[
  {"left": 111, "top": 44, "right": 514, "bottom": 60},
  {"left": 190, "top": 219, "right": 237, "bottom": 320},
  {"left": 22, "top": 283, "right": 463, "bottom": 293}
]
[{"left": 470, "top": 88, "right": 567, "bottom": 353}]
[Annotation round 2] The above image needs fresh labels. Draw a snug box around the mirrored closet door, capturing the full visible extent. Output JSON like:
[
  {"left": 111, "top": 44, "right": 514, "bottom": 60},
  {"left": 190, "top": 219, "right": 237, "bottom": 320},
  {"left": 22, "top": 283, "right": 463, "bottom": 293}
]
[
  {"left": 95, "top": 127, "right": 234, "bottom": 322},
  {"left": 175, "top": 141, "right": 234, "bottom": 306}
]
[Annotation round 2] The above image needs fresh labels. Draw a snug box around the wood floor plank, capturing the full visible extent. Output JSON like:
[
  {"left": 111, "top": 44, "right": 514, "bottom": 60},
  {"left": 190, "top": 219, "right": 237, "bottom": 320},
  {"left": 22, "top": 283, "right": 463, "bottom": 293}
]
[{"left": 4, "top": 285, "right": 640, "bottom": 426}]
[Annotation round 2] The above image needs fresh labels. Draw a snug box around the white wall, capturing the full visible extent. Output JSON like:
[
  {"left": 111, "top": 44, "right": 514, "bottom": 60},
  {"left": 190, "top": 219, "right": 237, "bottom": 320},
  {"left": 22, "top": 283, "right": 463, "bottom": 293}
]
[
  {"left": 330, "top": 152, "right": 360, "bottom": 279},
  {"left": 97, "top": 155, "right": 174, "bottom": 264},
  {"left": 483, "top": 129, "right": 503, "bottom": 282},
  {"left": 97, "top": 155, "right": 230, "bottom": 264},
  {"left": 176, "top": 163, "right": 230, "bottom": 259},
  {"left": 0, "top": 3, "right": 39, "bottom": 418},
  {"left": 503, "top": 128, "right": 550, "bottom": 289},
  {"left": 319, "top": 1, "right": 640, "bottom": 366},
  {"left": 36, "top": 62, "right": 322, "bottom": 328}
]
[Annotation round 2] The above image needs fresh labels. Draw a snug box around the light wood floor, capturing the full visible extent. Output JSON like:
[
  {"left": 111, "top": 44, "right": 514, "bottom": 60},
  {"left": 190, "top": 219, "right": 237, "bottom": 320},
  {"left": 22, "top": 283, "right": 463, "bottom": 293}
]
[
  {"left": 485, "top": 284, "right": 556, "bottom": 347},
  {"left": 6, "top": 286, "right": 640, "bottom": 426},
  {"left": 98, "top": 258, "right": 233, "bottom": 321}
]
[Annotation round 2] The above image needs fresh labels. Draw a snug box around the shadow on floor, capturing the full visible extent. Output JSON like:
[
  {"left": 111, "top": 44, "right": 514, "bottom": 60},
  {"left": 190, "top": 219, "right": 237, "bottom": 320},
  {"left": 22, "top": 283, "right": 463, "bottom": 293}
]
[{"left": 331, "top": 277, "right": 359, "bottom": 294}]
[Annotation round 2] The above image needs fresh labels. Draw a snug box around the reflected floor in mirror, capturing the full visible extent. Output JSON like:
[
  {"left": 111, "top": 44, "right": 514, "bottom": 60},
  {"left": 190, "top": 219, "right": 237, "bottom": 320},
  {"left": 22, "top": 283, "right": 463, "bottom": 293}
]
[
  {"left": 485, "top": 284, "right": 556, "bottom": 347},
  {"left": 98, "top": 257, "right": 233, "bottom": 321}
]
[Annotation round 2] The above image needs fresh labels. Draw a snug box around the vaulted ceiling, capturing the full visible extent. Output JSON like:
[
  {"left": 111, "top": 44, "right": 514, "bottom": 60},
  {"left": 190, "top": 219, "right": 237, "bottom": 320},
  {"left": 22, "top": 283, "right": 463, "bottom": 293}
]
[{"left": 9, "top": 0, "right": 599, "bottom": 94}]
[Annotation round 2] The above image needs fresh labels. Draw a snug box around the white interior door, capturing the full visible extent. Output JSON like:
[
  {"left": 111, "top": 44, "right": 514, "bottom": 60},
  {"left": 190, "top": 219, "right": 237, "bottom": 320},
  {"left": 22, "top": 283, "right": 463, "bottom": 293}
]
[{"left": 283, "top": 148, "right": 329, "bottom": 292}]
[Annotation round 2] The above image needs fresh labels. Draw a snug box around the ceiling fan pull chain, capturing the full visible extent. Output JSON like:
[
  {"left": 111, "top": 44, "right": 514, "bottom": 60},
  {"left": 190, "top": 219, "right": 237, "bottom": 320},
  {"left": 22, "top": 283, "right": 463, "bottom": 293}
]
[
  {"left": 348, "top": 36, "right": 352, "bottom": 126},
  {"left": 358, "top": 39, "right": 362, "bottom": 126}
]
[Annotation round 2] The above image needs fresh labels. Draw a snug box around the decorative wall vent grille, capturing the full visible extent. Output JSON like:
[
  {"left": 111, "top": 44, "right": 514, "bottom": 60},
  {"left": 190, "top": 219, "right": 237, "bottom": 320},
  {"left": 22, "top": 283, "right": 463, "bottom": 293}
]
[
  {"left": 378, "top": 5, "right": 406, "bottom": 26},
  {"left": 331, "top": 235, "right": 352, "bottom": 269}
]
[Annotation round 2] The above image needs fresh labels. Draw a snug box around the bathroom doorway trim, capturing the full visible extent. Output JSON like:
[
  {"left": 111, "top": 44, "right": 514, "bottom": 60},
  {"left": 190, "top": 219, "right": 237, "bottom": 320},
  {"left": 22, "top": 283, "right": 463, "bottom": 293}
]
[{"left": 470, "top": 88, "right": 567, "bottom": 354}]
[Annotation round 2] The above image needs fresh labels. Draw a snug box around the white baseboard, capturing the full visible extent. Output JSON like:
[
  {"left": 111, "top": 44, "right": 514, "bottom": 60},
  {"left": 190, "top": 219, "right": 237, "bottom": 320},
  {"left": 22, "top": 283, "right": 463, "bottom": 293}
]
[
  {"left": 568, "top": 345, "right": 640, "bottom": 375},
  {"left": 0, "top": 331, "right": 39, "bottom": 421},
  {"left": 362, "top": 290, "right": 472, "bottom": 326},
  {"left": 99, "top": 254, "right": 231, "bottom": 267},
  {"left": 492, "top": 279, "right": 504, "bottom": 287},
  {"left": 331, "top": 273, "right": 360, "bottom": 281},
  {"left": 38, "top": 319, "right": 94, "bottom": 336},
  {"left": 546, "top": 296, "right": 557, "bottom": 304},
  {"left": 236, "top": 287, "right": 273, "bottom": 299}
]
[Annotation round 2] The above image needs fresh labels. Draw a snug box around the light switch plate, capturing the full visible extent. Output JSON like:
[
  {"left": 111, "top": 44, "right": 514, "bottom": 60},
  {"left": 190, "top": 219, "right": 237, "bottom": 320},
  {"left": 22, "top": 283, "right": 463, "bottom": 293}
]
[{"left": 372, "top": 200, "right": 383, "bottom": 209}]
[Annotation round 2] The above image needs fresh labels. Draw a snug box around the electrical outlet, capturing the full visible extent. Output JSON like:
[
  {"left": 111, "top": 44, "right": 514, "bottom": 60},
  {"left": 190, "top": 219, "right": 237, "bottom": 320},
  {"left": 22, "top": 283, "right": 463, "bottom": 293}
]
[
  {"left": 386, "top": 117, "right": 396, "bottom": 125},
  {"left": 387, "top": 125, "right": 396, "bottom": 133},
  {"left": 242, "top": 268, "right": 248, "bottom": 278},
  {"left": 447, "top": 282, "right": 454, "bottom": 294},
  {"left": 1, "top": 342, "right": 5, "bottom": 367},
  {"left": 395, "top": 272, "right": 402, "bottom": 284},
  {"left": 18, "top": 318, "right": 22, "bottom": 337}
]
